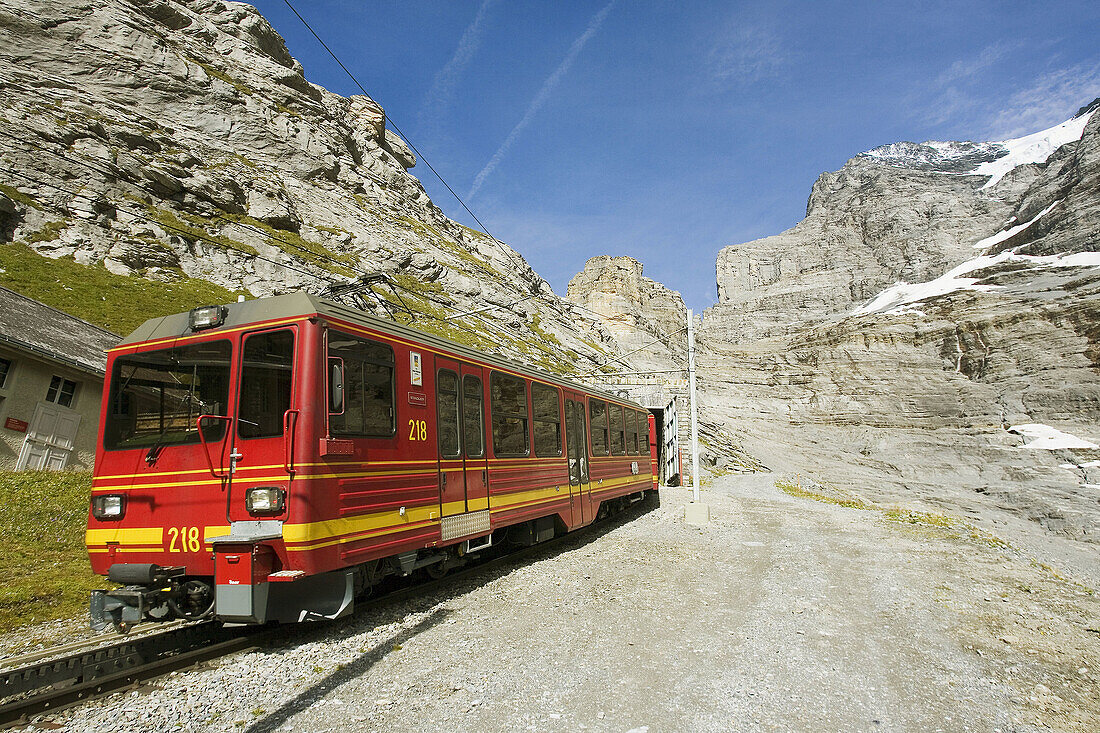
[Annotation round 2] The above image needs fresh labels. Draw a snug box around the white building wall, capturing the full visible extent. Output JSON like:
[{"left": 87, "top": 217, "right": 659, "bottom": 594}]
[{"left": 0, "top": 345, "right": 103, "bottom": 471}]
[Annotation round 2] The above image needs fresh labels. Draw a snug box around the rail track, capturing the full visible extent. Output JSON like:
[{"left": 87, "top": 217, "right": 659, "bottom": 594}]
[{"left": 0, "top": 492, "right": 657, "bottom": 729}]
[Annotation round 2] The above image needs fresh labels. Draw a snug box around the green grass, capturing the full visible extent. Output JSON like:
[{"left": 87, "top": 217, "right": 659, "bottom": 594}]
[
  {"left": 775, "top": 476, "right": 873, "bottom": 509},
  {"left": 143, "top": 205, "right": 258, "bottom": 256},
  {"left": 0, "top": 471, "right": 99, "bottom": 632},
  {"left": 223, "top": 214, "right": 356, "bottom": 275},
  {"left": 23, "top": 220, "right": 66, "bottom": 243},
  {"left": 189, "top": 58, "right": 255, "bottom": 97},
  {"left": 0, "top": 242, "right": 251, "bottom": 334},
  {"left": 0, "top": 183, "right": 42, "bottom": 210}
]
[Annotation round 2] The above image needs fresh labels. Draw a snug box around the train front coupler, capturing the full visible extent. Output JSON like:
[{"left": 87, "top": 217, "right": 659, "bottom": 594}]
[{"left": 89, "top": 563, "right": 202, "bottom": 632}]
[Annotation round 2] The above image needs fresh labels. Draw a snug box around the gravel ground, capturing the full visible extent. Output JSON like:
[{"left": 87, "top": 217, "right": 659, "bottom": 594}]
[{"left": 12, "top": 472, "right": 1099, "bottom": 732}]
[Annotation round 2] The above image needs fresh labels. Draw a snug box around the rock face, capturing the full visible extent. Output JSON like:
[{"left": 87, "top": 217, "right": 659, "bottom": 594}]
[
  {"left": 712, "top": 103, "right": 1097, "bottom": 342},
  {"left": 701, "top": 100, "right": 1100, "bottom": 585},
  {"left": 0, "top": 0, "right": 630, "bottom": 375},
  {"left": 565, "top": 256, "right": 687, "bottom": 372}
]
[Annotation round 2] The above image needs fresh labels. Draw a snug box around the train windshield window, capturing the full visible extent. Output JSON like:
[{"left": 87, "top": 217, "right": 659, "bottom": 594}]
[
  {"left": 490, "top": 372, "right": 528, "bottom": 456},
  {"left": 238, "top": 330, "right": 294, "bottom": 439},
  {"left": 463, "top": 375, "right": 484, "bottom": 458},
  {"left": 104, "top": 340, "right": 232, "bottom": 450},
  {"left": 328, "top": 332, "right": 395, "bottom": 437},
  {"left": 610, "top": 404, "right": 625, "bottom": 455},
  {"left": 532, "top": 383, "right": 562, "bottom": 457},
  {"left": 589, "top": 399, "right": 608, "bottom": 456}
]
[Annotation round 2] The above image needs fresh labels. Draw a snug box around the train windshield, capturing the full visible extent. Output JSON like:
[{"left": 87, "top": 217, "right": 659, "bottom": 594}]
[{"left": 103, "top": 340, "right": 232, "bottom": 450}]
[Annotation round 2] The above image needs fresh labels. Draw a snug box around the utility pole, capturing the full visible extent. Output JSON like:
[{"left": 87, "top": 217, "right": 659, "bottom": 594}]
[{"left": 687, "top": 308, "right": 700, "bottom": 503}]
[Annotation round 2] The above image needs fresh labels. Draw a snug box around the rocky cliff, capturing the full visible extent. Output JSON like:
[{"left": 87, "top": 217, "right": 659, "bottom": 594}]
[
  {"left": 701, "top": 100, "right": 1100, "bottom": 585},
  {"left": 565, "top": 256, "right": 687, "bottom": 372},
  {"left": 0, "top": 0, "right": 628, "bottom": 374}
]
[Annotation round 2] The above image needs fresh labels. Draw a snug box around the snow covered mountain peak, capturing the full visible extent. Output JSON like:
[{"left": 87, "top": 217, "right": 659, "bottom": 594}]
[{"left": 859, "top": 97, "right": 1099, "bottom": 188}]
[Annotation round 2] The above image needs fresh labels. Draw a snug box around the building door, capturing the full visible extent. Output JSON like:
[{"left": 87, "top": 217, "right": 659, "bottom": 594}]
[
  {"left": 17, "top": 401, "right": 81, "bottom": 470},
  {"left": 564, "top": 394, "right": 592, "bottom": 525}
]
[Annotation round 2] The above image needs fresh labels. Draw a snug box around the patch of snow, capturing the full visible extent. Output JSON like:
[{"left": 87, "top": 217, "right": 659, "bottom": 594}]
[
  {"left": 971, "top": 200, "right": 1062, "bottom": 248},
  {"left": 972, "top": 108, "right": 1096, "bottom": 189},
  {"left": 854, "top": 200, "right": 1083, "bottom": 315},
  {"left": 1082, "top": 460, "right": 1100, "bottom": 468},
  {"left": 1082, "top": 484, "right": 1100, "bottom": 490},
  {"left": 1009, "top": 423, "right": 1099, "bottom": 450}
]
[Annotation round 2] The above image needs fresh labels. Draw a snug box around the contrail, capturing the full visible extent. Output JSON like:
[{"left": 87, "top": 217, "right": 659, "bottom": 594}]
[
  {"left": 467, "top": 0, "right": 617, "bottom": 200},
  {"left": 420, "top": 0, "right": 500, "bottom": 126}
]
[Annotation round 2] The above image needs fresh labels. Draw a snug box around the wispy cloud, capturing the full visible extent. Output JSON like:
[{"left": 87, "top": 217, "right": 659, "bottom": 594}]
[
  {"left": 706, "top": 26, "right": 788, "bottom": 85},
  {"left": 918, "top": 44, "right": 1013, "bottom": 128},
  {"left": 466, "top": 0, "right": 617, "bottom": 200},
  {"left": 419, "top": 0, "right": 500, "bottom": 128},
  {"left": 936, "top": 43, "right": 1011, "bottom": 86},
  {"left": 982, "top": 62, "right": 1100, "bottom": 139}
]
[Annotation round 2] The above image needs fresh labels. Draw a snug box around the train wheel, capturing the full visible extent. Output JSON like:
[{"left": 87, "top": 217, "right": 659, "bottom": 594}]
[
  {"left": 425, "top": 561, "right": 449, "bottom": 579},
  {"left": 169, "top": 579, "right": 214, "bottom": 620}
]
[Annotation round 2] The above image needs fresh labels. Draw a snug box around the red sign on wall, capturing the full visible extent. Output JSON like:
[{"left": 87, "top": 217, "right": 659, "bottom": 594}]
[
  {"left": 408, "top": 391, "right": 427, "bottom": 407},
  {"left": 4, "top": 417, "right": 28, "bottom": 433}
]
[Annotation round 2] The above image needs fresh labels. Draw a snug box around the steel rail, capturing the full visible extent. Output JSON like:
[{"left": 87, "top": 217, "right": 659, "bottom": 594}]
[{"left": 0, "top": 492, "right": 657, "bottom": 728}]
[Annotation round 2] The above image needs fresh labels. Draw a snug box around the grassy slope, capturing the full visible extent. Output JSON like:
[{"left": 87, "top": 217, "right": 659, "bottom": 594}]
[
  {"left": 0, "top": 471, "right": 99, "bottom": 632},
  {"left": 0, "top": 242, "right": 250, "bottom": 335}
]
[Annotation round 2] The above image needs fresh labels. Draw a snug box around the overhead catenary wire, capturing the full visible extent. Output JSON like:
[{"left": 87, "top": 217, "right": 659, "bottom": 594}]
[
  {"left": 3, "top": 15, "right": 679, "bottom": 377},
  {"left": 2, "top": 168, "right": 334, "bottom": 285},
  {"left": 280, "top": 0, "right": 528, "bottom": 277}
]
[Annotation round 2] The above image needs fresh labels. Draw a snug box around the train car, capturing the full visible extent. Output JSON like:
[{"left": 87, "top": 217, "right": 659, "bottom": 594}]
[{"left": 87, "top": 293, "right": 657, "bottom": 631}]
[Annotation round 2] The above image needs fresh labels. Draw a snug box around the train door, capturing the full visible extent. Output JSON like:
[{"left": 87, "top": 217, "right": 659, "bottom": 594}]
[
  {"left": 226, "top": 326, "right": 298, "bottom": 523},
  {"left": 435, "top": 358, "right": 489, "bottom": 516},
  {"left": 564, "top": 391, "right": 592, "bottom": 525},
  {"left": 460, "top": 365, "right": 488, "bottom": 512}
]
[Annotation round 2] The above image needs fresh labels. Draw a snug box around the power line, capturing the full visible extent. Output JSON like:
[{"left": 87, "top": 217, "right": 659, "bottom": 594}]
[
  {"left": 280, "top": 0, "right": 527, "bottom": 277},
  {"left": 2, "top": 168, "right": 332, "bottom": 284}
]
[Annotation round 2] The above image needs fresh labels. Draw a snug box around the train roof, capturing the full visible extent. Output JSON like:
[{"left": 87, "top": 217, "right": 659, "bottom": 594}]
[{"left": 117, "top": 292, "right": 644, "bottom": 409}]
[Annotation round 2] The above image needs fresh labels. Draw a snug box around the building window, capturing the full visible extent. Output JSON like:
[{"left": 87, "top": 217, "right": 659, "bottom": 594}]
[
  {"left": 0, "top": 357, "right": 11, "bottom": 389},
  {"left": 46, "top": 376, "right": 77, "bottom": 408}
]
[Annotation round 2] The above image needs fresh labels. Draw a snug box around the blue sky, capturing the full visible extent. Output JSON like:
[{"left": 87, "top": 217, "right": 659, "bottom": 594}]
[{"left": 252, "top": 1, "right": 1100, "bottom": 312}]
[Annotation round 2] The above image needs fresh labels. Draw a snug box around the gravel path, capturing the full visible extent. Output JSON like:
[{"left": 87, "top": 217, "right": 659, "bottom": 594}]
[{"left": 17, "top": 472, "right": 1099, "bottom": 732}]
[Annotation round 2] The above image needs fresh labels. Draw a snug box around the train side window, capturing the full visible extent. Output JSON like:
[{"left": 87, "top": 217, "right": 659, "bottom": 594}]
[
  {"left": 462, "top": 375, "right": 484, "bottom": 459},
  {"left": 532, "top": 382, "right": 562, "bottom": 457},
  {"left": 626, "top": 410, "right": 638, "bottom": 455},
  {"left": 328, "top": 331, "right": 395, "bottom": 437},
  {"left": 490, "top": 371, "right": 529, "bottom": 456},
  {"left": 610, "top": 404, "right": 625, "bottom": 455},
  {"left": 238, "top": 329, "right": 294, "bottom": 439},
  {"left": 589, "top": 399, "right": 608, "bottom": 456},
  {"left": 437, "top": 370, "right": 460, "bottom": 458}
]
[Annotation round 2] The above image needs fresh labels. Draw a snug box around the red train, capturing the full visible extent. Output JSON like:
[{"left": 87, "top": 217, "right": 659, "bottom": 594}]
[{"left": 87, "top": 293, "right": 658, "bottom": 630}]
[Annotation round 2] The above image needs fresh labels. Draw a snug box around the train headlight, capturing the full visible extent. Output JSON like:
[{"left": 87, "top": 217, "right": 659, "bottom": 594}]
[
  {"left": 246, "top": 486, "right": 285, "bottom": 514},
  {"left": 91, "top": 494, "right": 126, "bottom": 520},
  {"left": 189, "top": 305, "right": 227, "bottom": 331}
]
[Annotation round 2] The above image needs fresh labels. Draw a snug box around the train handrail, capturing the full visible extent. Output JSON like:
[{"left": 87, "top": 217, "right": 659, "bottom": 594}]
[
  {"left": 283, "top": 409, "right": 300, "bottom": 475},
  {"left": 196, "top": 415, "right": 232, "bottom": 480}
]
